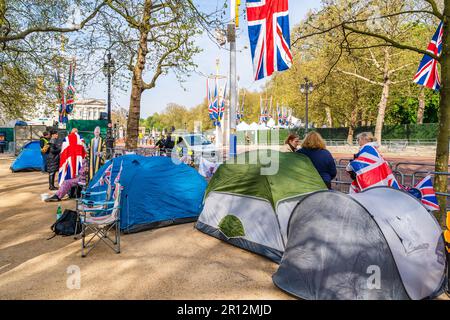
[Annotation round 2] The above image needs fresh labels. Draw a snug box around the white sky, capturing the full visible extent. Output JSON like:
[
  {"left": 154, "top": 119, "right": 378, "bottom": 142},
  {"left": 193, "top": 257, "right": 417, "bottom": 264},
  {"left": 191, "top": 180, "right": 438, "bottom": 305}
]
[{"left": 83, "top": 0, "right": 320, "bottom": 118}]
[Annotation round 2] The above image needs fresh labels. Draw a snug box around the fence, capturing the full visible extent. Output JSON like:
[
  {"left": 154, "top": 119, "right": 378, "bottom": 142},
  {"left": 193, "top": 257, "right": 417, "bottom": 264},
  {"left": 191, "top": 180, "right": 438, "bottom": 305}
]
[
  {"left": 332, "top": 161, "right": 450, "bottom": 211},
  {"left": 14, "top": 125, "right": 46, "bottom": 155}
]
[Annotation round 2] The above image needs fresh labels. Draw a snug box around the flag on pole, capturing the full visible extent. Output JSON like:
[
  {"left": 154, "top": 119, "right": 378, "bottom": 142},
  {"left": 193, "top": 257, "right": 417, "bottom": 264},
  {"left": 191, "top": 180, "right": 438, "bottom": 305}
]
[
  {"left": 207, "top": 79, "right": 214, "bottom": 120},
  {"left": 219, "top": 81, "right": 227, "bottom": 122},
  {"left": 65, "top": 60, "right": 76, "bottom": 115},
  {"left": 246, "top": 0, "right": 293, "bottom": 80},
  {"left": 413, "top": 22, "right": 443, "bottom": 91}
]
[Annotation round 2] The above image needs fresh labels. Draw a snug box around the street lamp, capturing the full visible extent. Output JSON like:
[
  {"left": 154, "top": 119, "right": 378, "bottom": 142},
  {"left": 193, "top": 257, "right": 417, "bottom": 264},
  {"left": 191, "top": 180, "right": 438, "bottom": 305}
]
[
  {"left": 300, "top": 77, "right": 314, "bottom": 133},
  {"left": 103, "top": 51, "right": 115, "bottom": 158}
]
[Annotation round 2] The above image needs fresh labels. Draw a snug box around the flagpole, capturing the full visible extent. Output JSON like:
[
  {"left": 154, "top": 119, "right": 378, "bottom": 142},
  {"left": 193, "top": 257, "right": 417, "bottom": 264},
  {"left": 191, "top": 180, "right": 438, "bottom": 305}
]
[{"left": 228, "top": 0, "right": 238, "bottom": 158}]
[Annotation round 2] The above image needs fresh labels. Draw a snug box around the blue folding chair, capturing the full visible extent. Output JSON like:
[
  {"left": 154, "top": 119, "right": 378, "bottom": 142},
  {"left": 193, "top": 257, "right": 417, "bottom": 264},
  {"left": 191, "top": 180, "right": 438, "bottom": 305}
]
[{"left": 76, "top": 182, "right": 122, "bottom": 257}]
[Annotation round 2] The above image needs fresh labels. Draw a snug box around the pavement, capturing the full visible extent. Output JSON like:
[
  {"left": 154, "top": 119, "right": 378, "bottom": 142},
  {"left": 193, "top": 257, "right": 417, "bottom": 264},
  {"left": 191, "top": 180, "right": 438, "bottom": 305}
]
[{"left": 0, "top": 157, "right": 290, "bottom": 300}]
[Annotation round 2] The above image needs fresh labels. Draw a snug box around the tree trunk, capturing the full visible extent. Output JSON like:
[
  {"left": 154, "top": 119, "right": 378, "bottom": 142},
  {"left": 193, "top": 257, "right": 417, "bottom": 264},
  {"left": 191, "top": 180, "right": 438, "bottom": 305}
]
[
  {"left": 417, "top": 87, "right": 425, "bottom": 124},
  {"left": 325, "top": 106, "right": 333, "bottom": 128},
  {"left": 125, "top": 0, "right": 152, "bottom": 150},
  {"left": 435, "top": 12, "right": 450, "bottom": 225},
  {"left": 374, "top": 48, "right": 391, "bottom": 145},
  {"left": 347, "top": 108, "right": 358, "bottom": 145}
]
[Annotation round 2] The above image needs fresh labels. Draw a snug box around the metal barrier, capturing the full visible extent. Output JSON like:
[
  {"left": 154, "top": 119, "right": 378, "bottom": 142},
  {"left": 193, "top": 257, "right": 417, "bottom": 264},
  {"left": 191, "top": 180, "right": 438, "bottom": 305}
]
[
  {"left": 113, "top": 147, "right": 170, "bottom": 158},
  {"left": 412, "top": 171, "right": 450, "bottom": 211},
  {"left": 394, "top": 162, "right": 450, "bottom": 172}
]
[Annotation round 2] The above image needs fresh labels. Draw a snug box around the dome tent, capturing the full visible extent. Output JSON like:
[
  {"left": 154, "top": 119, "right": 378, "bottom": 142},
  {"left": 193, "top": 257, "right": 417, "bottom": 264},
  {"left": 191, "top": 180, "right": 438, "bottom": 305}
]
[
  {"left": 273, "top": 188, "right": 446, "bottom": 300},
  {"left": 10, "top": 141, "right": 44, "bottom": 172},
  {"left": 196, "top": 150, "right": 327, "bottom": 263},
  {"left": 88, "top": 155, "right": 208, "bottom": 234}
]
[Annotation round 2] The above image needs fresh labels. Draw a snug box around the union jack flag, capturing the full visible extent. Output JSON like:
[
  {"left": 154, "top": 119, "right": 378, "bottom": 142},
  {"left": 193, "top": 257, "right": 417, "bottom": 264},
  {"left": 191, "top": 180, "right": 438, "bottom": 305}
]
[
  {"left": 114, "top": 160, "right": 123, "bottom": 185},
  {"left": 413, "top": 22, "right": 443, "bottom": 91},
  {"left": 347, "top": 143, "right": 400, "bottom": 193},
  {"left": 408, "top": 175, "right": 440, "bottom": 211},
  {"left": 58, "top": 132, "right": 87, "bottom": 185},
  {"left": 246, "top": 0, "right": 293, "bottom": 81},
  {"left": 113, "top": 161, "right": 123, "bottom": 199},
  {"left": 91, "top": 162, "right": 113, "bottom": 189},
  {"left": 65, "top": 61, "right": 76, "bottom": 115},
  {"left": 260, "top": 106, "right": 268, "bottom": 123},
  {"left": 207, "top": 79, "right": 220, "bottom": 126},
  {"left": 219, "top": 81, "right": 227, "bottom": 122},
  {"left": 277, "top": 106, "right": 283, "bottom": 125}
]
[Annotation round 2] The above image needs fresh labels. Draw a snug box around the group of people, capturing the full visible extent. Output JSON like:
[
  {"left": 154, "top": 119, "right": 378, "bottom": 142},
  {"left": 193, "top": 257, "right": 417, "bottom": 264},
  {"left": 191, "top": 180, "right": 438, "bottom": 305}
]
[
  {"left": 40, "top": 127, "right": 107, "bottom": 202},
  {"left": 283, "top": 131, "right": 384, "bottom": 191},
  {"left": 155, "top": 133, "right": 175, "bottom": 153}
]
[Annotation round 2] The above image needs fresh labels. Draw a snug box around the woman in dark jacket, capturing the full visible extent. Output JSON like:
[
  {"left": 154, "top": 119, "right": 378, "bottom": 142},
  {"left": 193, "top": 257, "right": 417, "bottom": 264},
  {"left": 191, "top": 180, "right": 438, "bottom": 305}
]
[
  {"left": 297, "top": 131, "right": 337, "bottom": 189},
  {"left": 47, "top": 130, "right": 61, "bottom": 190}
]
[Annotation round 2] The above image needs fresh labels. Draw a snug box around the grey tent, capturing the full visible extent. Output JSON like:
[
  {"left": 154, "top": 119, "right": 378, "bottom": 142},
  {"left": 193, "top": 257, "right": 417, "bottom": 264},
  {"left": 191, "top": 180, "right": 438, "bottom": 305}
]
[{"left": 273, "top": 187, "right": 446, "bottom": 300}]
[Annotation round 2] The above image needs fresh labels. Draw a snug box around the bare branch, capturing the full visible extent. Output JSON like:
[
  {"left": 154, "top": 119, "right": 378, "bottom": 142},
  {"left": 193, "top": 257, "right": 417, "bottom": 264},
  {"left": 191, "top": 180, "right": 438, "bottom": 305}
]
[{"left": 0, "top": 1, "right": 107, "bottom": 44}]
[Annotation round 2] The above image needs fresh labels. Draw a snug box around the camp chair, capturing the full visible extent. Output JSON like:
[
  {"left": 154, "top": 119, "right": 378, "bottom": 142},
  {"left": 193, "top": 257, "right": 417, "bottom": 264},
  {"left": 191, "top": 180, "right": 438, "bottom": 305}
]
[{"left": 77, "top": 182, "right": 122, "bottom": 257}]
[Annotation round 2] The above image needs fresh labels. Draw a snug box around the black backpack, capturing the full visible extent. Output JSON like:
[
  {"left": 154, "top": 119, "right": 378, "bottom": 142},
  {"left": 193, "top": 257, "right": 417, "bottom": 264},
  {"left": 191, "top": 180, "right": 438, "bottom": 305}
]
[{"left": 48, "top": 209, "right": 82, "bottom": 239}]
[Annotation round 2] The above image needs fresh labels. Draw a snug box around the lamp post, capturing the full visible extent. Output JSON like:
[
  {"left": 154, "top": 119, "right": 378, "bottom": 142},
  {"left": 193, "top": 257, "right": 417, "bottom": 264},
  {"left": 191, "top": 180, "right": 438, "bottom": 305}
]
[
  {"left": 300, "top": 77, "right": 314, "bottom": 133},
  {"left": 103, "top": 51, "right": 115, "bottom": 159}
]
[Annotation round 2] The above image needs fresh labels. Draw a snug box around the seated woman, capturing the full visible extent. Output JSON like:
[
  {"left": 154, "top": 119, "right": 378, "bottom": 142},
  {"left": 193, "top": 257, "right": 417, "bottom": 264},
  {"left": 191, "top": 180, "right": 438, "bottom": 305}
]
[
  {"left": 45, "top": 159, "right": 88, "bottom": 202},
  {"left": 297, "top": 131, "right": 336, "bottom": 189},
  {"left": 280, "top": 134, "right": 300, "bottom": 152}
]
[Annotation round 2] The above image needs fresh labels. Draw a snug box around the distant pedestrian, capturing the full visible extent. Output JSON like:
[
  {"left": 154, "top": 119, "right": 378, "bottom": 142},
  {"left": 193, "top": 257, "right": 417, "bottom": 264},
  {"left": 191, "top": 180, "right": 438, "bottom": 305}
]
[{"left": 47, "top": 130, "right": 61, "bottom": 190}]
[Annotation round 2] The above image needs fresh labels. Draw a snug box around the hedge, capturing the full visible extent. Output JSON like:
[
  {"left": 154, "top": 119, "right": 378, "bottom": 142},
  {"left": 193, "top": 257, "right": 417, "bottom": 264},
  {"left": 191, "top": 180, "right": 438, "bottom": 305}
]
[{"left": 236, "top": 123, "right": 439, "bottom": 145}]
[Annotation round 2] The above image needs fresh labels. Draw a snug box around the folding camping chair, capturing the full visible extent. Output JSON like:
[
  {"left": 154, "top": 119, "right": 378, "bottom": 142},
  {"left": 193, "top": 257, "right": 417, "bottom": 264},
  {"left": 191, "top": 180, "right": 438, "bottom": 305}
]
[{"left": 77, "top": 182, "right": 122, "bottom": 257}]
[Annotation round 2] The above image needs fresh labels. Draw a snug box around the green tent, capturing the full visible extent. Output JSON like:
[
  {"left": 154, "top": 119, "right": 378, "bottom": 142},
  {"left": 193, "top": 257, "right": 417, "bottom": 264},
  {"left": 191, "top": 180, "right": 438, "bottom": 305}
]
[{"left": 196, "top": 150, "right": 327, "bottom": 263}]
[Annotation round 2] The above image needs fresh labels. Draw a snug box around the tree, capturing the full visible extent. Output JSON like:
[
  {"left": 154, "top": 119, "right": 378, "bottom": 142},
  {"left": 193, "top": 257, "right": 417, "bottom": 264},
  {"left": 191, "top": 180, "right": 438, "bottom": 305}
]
[
  {"left": 95, "top": 0, "right": 213, "bottom": 149},
  {"left": 0, "top": 1, "right": 108, "bottom": 121},
  {"left": 0, "top": 0, "right": 107, "bottom": 44}
]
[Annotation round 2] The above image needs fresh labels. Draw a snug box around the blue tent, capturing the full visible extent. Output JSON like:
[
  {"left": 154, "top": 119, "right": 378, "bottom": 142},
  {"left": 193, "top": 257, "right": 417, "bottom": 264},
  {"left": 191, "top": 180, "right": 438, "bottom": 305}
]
[
  {"left": 11, "top": 141, "right": 44, "bottom": 172},
  {"left": 88, "top": 155, "right": 208, "bottom": 233}
]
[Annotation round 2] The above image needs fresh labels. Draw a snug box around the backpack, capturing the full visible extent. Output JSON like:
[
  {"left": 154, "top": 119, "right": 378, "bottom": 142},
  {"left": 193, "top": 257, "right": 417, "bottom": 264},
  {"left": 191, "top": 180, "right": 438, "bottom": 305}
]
[{"left": 48, "top": 209, "right": 82, "bottom": 239}]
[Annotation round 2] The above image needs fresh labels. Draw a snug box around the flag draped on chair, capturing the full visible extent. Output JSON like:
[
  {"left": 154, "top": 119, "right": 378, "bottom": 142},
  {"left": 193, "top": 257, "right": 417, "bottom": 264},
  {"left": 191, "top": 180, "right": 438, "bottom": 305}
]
[
  {"left": 113, "top": 161, "right": 123, "bottom": 199},
  {"left": 58, "top": 132, "right": 87, "bottom": 185},
  {"left": 246, "top": 0, "right": 293, "bottom": 80},
  {"left": 347, "top": 143, "right": 400, "bottom": 193},
  {"left": 413, "top": 22, "right": 443, "bottom": 91},
  {"left": 91, "top": 162, "right": 113, "bottom": 189}
]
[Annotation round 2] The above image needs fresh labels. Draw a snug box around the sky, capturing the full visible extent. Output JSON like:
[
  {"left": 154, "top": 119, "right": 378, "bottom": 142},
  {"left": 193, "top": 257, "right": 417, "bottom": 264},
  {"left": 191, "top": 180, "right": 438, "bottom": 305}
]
[{"left": 84, "top": 0, "right": 320, "bottom": 119}]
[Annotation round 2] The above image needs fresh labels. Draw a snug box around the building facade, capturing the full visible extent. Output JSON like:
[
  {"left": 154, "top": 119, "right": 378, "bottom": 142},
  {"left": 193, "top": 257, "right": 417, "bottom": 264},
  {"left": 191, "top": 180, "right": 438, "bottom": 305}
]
[{"left": 71, "top": 99, "right": 106, "bottom": 120}]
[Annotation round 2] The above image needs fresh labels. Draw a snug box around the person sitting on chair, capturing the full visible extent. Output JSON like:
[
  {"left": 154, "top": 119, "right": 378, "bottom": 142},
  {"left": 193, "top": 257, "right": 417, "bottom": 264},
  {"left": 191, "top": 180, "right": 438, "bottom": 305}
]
[{"left": 46, "top": 159, "right": 88, "bottom": 202}]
